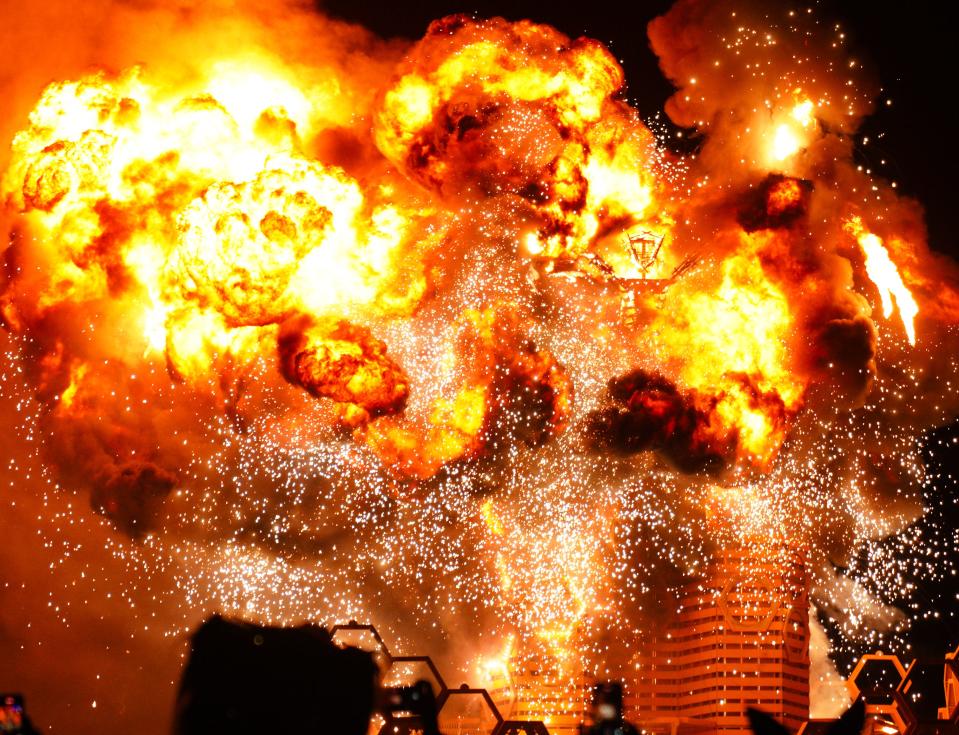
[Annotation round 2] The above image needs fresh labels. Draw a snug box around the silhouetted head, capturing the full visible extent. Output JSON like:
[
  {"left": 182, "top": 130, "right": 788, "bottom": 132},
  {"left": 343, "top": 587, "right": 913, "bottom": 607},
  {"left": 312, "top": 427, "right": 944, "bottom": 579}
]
[
  {"left": 174, "top": 615, "right": 377, "bottom": 735},
  {"left": 592, "top": 682, "right": 625, "bottom": 722}
]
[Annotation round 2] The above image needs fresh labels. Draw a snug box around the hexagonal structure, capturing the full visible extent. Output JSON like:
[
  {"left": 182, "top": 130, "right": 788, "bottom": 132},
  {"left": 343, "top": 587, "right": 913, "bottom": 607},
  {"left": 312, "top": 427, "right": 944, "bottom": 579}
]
[
  {"left": 382, "top": 656, "right": 447, "bottom": 698},
  {"left": 718, "top": 574, "right": 781, "bottom": 633},
  {"left": 330, "top": 621, "right": 392, "bottom": 671},
  {"left": 891, "top": 659, "right": 950, "bottom": 735},
  {"left": 847, "top": 653, "right": 909, "bottom": 712},
  {"left": 943, "top": 645, "right": 959, "bottom": 723},
  {"left": 437, "top": 684, "right": 503, "bottom": 735}
]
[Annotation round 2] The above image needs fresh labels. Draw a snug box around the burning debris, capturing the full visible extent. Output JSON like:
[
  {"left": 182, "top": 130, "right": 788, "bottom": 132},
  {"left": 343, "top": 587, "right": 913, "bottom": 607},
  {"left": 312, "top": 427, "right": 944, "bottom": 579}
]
[
  {"left": 737, "top": 174, "right": 813, "bottom": 232},
  {"left": 278, "top": 317, "right": 410, "bottom": 424}
]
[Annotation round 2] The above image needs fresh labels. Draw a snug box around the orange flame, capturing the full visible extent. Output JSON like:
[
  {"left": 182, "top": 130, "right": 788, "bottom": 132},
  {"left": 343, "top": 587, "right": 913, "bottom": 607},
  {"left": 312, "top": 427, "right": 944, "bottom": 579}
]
[{"left": 845, "top": 216, "right": 919, "bottom": 345}]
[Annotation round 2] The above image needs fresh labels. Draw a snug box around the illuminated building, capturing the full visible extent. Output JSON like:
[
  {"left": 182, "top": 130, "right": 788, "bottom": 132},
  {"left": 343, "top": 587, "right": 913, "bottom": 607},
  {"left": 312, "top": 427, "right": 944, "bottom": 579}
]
[
  {"left": 625, "top": 544, "right": 810, "bottom": 735},
  {"left": 489, "top": 649, "right": 591, "bottom": 735}
]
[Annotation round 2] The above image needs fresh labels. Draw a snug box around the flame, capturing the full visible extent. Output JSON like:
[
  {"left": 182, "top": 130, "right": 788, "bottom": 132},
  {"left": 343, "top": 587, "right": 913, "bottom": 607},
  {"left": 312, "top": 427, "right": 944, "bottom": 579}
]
[
  {"left": 845, "top": 216, "right": 919, "bottom": 344},
  {"left": 59, "top": 363, "right": 88, "bottom": 409},
  {"left": 478, "top": 634, "right": 515, "bottom": 694},
  {"left": 1, "top": 6, "right": 955, "bottom": 722},
  {"left": 360, "top": 306, "right": 570, "bottom": 477},
  {"left": 279, "top": 319, "right": 409, "bottom": 422},
  {"left": 373, "top": 15, "right": 661, "bottom": 265},
  {"left": 791, "top": 99, "right": 816, "bottom": 127},
  {"left": 767, "top": 98, "right": 816, "bottom": 162},
  {"left": 771, "top": 124, "right": 802, "bottom": 161},
  {"left": 765, "top": 178, "right": 805, "bottom": 217},
  {"left": 651, "top": 246, "right": 802, "bottom": 464},
  {"left": 2, "top": 66, "right": 439, "bottom": 384},
  {"left": 480, "top": 499, "right": 505, "bottom": 537}
]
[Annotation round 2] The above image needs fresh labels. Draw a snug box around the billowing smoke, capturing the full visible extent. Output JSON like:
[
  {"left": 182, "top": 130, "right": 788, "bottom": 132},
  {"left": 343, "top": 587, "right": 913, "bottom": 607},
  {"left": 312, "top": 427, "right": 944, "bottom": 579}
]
[
  {"left": 587, "top": 369, "right": 737, "bottom": 474},
  {"left": 278, "top": 317, "right": 410, "bottom": 421}
]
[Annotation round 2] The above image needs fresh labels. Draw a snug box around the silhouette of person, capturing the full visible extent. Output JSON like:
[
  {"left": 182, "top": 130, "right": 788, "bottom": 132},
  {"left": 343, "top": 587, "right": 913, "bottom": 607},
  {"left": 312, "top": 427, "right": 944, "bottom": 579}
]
[
  {"left": 174, "top": 615, "right": 377, "bottom": 735},
  {"left": 583, "top": 682, "right": 640, "bottom": 735}
]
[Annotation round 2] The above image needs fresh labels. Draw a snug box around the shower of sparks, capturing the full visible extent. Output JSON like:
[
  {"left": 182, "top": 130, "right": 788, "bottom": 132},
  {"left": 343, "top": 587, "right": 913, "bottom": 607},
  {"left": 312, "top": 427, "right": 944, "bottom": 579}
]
[{"left": 1, "top": 0, "right": 958, "bottom": 718}]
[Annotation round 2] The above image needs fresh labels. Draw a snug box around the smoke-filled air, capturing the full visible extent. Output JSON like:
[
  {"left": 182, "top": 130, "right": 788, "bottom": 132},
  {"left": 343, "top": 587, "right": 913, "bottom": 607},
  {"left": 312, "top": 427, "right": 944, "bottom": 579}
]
[{"left": 2, "top": 0, "right": 958, "bottom": 723}]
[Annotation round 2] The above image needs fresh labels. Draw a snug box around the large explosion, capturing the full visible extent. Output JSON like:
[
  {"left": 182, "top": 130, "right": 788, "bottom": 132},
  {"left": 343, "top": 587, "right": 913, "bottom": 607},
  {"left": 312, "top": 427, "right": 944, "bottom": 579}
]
[{"left": 2, "top": 0, "right": 958, "bottom": 726}]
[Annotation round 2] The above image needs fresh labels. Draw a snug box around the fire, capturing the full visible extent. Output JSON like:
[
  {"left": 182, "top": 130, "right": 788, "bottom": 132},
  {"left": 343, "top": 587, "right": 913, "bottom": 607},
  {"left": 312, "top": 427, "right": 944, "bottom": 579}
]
[
  {"left": 361, "top": 306, "right": 571, "bottom": 477},
  {"left": 765, "top": 178, "right": 805, "bottom": 217},
  {"left": 771, "top": 124, "right": 802, "bottom": 161},
  {"left": 373, "top": 15, "right": 661, "bottom": 263},
  {"left": 480, "top": 499, "right": 505, "bottom": 537},
  {"left": 768, "top": 98, "right": 817, "bottom": 162},
  {"left": 791, "top": 99, "right": 815, "bottom": 127},
  {"left": 650, "top": 249, "right": 802, "bottom": 465},
  {"left": 479, "top": 635, "right": 515, "bottom": 683},
  {"left": 59, "top": 363, "right": 88, "bottom": 409},
  {"left": 845, "top": 216, "right": 919, "bottom": 345},
  {"left": 202, "top": 58, "right": 314, "bottom": 132},
  {"left": 0, "top": 60, "right": 446, "bottom": 419},
  {"left": 1, "top": 3, "right": 957, "bottom": 723},
  {"left": 278, "top": 319, "right": 409, "bottom": 422},
  {"left": 363, "top": 384, "right": 489, "bottom": 479}
]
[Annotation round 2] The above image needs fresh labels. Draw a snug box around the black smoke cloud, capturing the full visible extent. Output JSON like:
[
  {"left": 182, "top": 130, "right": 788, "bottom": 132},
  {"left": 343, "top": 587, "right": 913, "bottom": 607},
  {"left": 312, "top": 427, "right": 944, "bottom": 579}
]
[{"left": 587, "top": 369, "right": 734, "bottom": 475}]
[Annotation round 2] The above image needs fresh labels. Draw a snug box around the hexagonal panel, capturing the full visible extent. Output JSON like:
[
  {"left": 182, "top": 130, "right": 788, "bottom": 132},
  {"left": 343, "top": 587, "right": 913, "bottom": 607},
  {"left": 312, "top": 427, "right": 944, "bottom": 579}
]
[
  {"left": 895, "top": 660, "right": 945, "bottom": 728},
  {"left": 438, "top": 686, "right": 503, "bottom": 735},
  {"left": 330, "top": 622, "right": 392, "bottom": 671},
  {"left": 718, "top": 575, "right": 781, "bottom": 632},
  {"left": 944, "top": 645, "right": 959, "bottom": 723},
  {"left": 383, "top": 656, "right": 447, "bottom": 698},
  {"left": 847, "top": 654, "right": 908, "bottom": 707}
]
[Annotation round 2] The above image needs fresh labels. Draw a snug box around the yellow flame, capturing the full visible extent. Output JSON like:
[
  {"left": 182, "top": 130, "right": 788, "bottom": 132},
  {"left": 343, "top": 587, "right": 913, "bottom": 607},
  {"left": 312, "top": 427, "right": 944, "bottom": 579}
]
[
  {"left": 791, "top": 99, "right": 815, "bottom": 127},
  {"left": 124, "top": 243, "right": 170, "bottom": 356},
  {"left": 768, "top": 99, "right": 815, "bottom": 162},
  {"left": 845, "top": 216, "right": 919, "bottom": 345},
  {"left": 478, "top": 635, "right": 514, "bottom": 686},
  {"left": 203, "top": 58, "right": 312, "bottom": 131},
  {"left": 771, "top": 123, "right": 801, "bottom": 161},
  {"left": 480, "top": 499, "right": 505, "bottom": 536},
  {"left": 60, "top": 363, "right": 88, "bottom": 409},
  {"left": 3, "top": 66, "right": 438, "bottom": 383}
]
